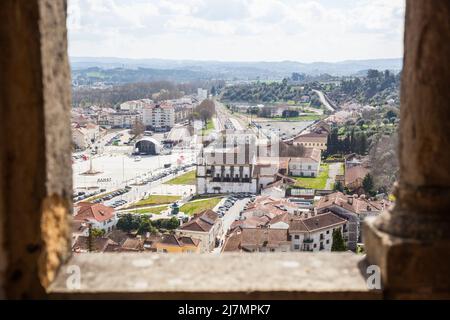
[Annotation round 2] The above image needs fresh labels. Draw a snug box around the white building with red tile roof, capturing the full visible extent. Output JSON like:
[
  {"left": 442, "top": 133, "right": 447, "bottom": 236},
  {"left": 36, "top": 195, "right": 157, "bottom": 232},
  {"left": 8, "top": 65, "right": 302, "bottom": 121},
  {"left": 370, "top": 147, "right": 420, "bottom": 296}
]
[
  {"left": 315, "top": 192, "right": 385, "bottom": 250},
  {"left": 73, "top": 202, "right": 118, "bottom": 233},
  {"left": 287, "top": 147, "right": 322, "bottom": 177},
  {"left": 289, "top": 212, "right": 347, "bottom": 252}
]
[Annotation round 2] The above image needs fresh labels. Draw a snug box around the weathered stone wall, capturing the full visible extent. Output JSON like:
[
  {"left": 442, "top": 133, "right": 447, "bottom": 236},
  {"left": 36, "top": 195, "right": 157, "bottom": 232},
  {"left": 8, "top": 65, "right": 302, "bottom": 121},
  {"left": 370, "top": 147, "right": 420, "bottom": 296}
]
[
  {"left": 0, "top": 0, "right": 72, "bottom": 299},
  {"left": 364, "top": 0, "right": 450, "bottom": 299}
]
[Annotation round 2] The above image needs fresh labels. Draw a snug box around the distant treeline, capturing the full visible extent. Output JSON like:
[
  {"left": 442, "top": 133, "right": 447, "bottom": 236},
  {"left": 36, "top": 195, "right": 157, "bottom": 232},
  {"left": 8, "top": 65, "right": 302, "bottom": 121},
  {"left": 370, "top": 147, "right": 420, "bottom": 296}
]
[
  {"left": 323, "top": 69, "right": 401, "bottom": 105},
  {"left": 221, "top": 79, "right": 317, "bottom": 104},
  {"left": 72, "top": 80, "right": 225, "bottom": 108}
]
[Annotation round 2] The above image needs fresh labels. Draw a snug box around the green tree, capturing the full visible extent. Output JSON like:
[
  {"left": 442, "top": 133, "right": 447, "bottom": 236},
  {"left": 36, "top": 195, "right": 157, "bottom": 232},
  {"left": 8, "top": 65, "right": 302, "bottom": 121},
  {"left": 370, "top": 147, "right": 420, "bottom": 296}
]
[
  {"left": 195, "top": 99, "right": 216, "bottom": 125},
  {"left": 137, "top": 217, "right": 153, "bottom": 235},
  {"left": 331, "top": 229, "right": 346, "bottom": 251},
  {"left": 166, "top": 217, "right": 180, "bottom": 230},
  {"left": 117, "top": 214, "right": 139, "bottom": 232},
  {"left": 91, "top": 228, "right": 105, "bottom": 238},
  {"left": 362, "top": 173, "right": 375, "bottom": 194},
  {"left": 334, "top": 181, "right": 344, "bottom": 192},
  {"left": 131, "top": 118, "right": 145, "bottom": 136},
  {"left": 359, "top": 132, "right": 368, "bottom": 155}
]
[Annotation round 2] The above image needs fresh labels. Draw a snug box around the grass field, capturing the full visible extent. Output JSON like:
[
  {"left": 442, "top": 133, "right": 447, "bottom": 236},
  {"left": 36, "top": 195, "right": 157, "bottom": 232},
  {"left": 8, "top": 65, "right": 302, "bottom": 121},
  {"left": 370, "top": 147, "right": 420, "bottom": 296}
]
[
  {"left": 338, "top": 162, "right": 345, "bottom": 175},
  {"left": 180, "top": 197, "right": 222, "bottom": 216},
  {"left": 293, "top": 164, "right": 330, "bottom": 190},
  {"left": 164, "top": 170, "right": 196, "bottom": 185},
  {"left": 131, "top": 205, "right": 168, "bottom": 215},
  {"left": 129, "top": 195, "right": 181, "bottom": 208},
  {"left": 201, "top": 119, "right": 215, "bottom": 135}
]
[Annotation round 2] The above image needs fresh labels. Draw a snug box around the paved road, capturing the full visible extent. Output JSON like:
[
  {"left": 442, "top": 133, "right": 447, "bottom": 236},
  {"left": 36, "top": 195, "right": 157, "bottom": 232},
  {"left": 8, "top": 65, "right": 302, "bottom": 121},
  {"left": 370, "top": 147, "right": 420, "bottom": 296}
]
[
  {"left": 313, "top": 89, "right": 336, "bottom": 112},
  {"left": 325, "top": 162, "right": 343, "bottom": 190},
  {"left": 215, "top": 99, "right": 251, "bottom": 132},
  {"left": 212, "top": 197, "right": 251, "bottom": 254}
]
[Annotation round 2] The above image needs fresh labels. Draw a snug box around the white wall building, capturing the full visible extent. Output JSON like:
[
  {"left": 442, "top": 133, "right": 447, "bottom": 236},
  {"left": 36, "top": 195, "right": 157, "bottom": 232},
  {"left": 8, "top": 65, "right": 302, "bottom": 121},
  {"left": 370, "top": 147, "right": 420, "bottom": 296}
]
[
  {"left": 196, "top": 138, "right": 258, "bottom": 194},
  {"left": 107, "top": 112, "right": 143, "bottom": 129},
  {"left": 288, "top": 148, "right": 321, "bottom": 177},
  {"left": 119, "top": 99, "right": 153, "bottom": 112},
  {"left": 289, "top": 212, "right": 347, "bottom": 252},
  {"left": 143, "top": 103, "right": 175, "bottom": 131},
  {"left": 73, "top": 203, "right": 118, "bottom": 234},
  {"left": 72, "top": 127, "right": 90, "bottom": 150},
  {"left": 197, "top": 88, "right": 208, "bottom": 101}
]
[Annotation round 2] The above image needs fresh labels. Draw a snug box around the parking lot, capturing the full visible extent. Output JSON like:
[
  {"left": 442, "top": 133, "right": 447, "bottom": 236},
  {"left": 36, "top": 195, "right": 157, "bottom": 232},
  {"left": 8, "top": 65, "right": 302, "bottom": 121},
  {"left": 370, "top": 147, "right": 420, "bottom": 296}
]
[
  {"left": 254, "top": 120, "right": 314, "bottom": 140},
  {"left": 73, "top": 150, "right": 197, "bottom": 208},
  {"left": 212, "top": 193, "right": 256, "bottom": 253}
]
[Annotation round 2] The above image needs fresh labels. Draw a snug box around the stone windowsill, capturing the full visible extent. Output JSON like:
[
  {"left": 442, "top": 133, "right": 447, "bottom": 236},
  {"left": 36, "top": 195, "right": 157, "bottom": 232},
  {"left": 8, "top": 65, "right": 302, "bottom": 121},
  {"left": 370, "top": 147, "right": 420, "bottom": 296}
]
[{"left": 48, "top": 252, "right": 381, "bottom": 299}]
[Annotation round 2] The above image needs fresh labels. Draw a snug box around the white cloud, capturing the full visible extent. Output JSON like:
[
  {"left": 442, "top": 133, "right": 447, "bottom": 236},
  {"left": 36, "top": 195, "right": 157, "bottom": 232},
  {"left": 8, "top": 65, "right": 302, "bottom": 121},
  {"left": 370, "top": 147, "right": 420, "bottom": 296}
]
[{"left": 67, "top": 0, "right": 405, "bottom": 62}]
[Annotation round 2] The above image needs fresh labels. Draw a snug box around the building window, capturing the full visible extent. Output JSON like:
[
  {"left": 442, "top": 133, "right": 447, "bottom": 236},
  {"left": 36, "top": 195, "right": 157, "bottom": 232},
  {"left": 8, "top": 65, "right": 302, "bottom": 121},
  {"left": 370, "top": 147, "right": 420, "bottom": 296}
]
[
  {"left": 294, "top": 235, "right": 300, "bottom": 239},
  {"left": 294, "top": 245, "right": 300, "bottom": 250}
]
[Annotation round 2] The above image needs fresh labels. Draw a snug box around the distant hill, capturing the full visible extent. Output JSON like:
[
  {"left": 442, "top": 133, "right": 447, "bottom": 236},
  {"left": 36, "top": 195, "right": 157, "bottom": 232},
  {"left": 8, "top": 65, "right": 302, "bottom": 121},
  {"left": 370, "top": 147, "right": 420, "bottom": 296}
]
[{"left": 70, "top": 57, "right": 403, "bottom": 83}]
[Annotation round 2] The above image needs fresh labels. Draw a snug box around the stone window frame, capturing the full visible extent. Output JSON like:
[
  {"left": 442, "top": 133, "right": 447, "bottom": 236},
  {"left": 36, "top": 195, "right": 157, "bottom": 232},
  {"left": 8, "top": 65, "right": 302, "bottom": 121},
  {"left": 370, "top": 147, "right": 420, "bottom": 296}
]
[{"left": 1, "top": 0, "right": 450, "bottom": 300}]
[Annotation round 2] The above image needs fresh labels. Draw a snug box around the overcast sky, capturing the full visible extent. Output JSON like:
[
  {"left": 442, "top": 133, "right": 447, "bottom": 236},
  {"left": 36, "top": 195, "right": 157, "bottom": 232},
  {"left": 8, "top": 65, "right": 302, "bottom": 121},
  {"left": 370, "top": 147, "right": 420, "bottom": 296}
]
[{"left": 67, "top": 0, "right": 405, "bottom": 63}]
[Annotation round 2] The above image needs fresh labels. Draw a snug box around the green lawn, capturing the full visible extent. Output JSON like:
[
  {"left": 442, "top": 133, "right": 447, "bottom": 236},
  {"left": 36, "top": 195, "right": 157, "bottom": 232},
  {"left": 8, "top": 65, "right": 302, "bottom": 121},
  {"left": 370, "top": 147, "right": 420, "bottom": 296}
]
[
  {"left": 131, "top": 205, "right": 168, "bottom": 215},
  {"left": 338, "top": 162, "right": 345, "bottom": 175},
  {"left": 129, "top": 195, "right": 181, "bottom": 208},
  {"left": 180, "top": 198, "right": 222, "bottom": 216},
  {"left": 293, "top": 164, "right": 330, "bottom": 190},
  {"left": 164, "top": 170, "right": 196, "bottom": 185},
  {"left": 201, "top": 119, "right": 215, "bottom": 135}
]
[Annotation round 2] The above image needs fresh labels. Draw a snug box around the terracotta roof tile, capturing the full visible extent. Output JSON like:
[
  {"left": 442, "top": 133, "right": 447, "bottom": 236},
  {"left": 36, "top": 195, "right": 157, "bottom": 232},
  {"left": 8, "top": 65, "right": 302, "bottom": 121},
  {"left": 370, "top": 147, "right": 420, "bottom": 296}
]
[{"left": 74, "top": 202, "right": 115, "bottom": 223}]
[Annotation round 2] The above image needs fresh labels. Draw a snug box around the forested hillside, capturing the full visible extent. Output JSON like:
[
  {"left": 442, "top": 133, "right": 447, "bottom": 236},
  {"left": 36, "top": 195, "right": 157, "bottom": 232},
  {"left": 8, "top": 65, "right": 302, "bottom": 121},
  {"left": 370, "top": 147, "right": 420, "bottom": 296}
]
[
  {"left": 72, "top": 80, "right": 225, "bottom": 108},
  {"left": 221, "top": 79, "right": 318, "bottom": 104},
  {"left": 324, "top": 70, "right": 401, "bottom": 105}
]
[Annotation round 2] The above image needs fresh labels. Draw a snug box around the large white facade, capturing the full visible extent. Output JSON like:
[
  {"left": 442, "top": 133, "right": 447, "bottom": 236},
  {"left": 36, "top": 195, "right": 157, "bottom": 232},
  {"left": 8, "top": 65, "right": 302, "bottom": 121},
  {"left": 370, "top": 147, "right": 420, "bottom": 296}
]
[
  {"left": 289, "top": 213, "right": 347, "bottom": 252},
  {"left": 107, "top": 112, "right": 142, "bottom": 128},
  {"left": 143, "top": 104, "right": 175, "bottom": 131},
  {"left": 288, "top": 148, "right": 321, "bottom": 177}
]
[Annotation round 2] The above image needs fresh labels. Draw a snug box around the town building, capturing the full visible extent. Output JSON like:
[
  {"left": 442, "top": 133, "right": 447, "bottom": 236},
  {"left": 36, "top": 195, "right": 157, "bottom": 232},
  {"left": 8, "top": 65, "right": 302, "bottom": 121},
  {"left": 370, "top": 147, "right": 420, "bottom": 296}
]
[
  {"left": 344, "top": 155, "right": 371, "bottom": 192},
  {"left": 143, "top": 103, "right": 175, "bottom": 132},
  {"left": 72, "top": 127, "right": 90, "bottom": 150},
  {"left": 287, "top": 147, "right": 322, "bottom": 177},
  {"left": 223, "top": 228, "right": 291, "bottom": 253},
  {"left": 176, "top": 209, "right": 222, "bottom": 253},
  {"left": 292, "top": 127, "right": 329, "bottom": 151},
  {"left": 196, "top": 136, "right": 259, "bottom": 194},
  {"left": 169, "top": 97, "right": 195, "bottom": 123},
  {"left": 71, "top": 122, "right": 100, "bottom": 150},
  {"left": 107, "top": 112, "right": 143, "bottom": 129},
  {"left": 72, "top": 236, "right": 118, "bottom": 253},
  {"left": 119, "top": 99, "right": 153, "bottom": 112},
  {"left": 73, "top": 202, "right": 118, "bottom": 234},
  {"left": 289, "top": 212, "right": 347, "bottom": 252},
  {"left": 134, "top": 136, "right": 162, "bottom": 155},
  {"left": 197, "top": 88, "right": 208, "bottom": 101},
  {"left": 315, "top": 192, "right": 386, "bottom": 250},
  {"left": 345, "top": 166, "right": 370, "bottom": 191},
  {"left": 155, "top": 234, "right": 201, "bottom": 253}
]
